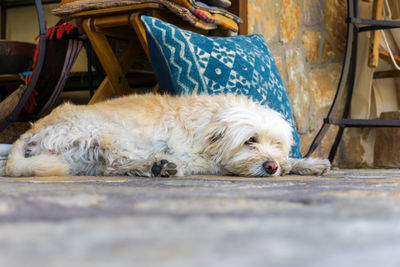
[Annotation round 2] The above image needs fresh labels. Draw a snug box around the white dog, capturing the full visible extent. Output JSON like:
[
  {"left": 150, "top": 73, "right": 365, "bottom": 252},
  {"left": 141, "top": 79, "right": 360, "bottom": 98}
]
[{"left": 6, "top": 93, "right": 330, "bottom": 177}]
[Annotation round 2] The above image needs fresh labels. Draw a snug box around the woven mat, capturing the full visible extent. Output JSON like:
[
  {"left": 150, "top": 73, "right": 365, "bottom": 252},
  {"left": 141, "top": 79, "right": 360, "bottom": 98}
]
[
  {"left": 52, "top": 0, "right": 218, "bottom": 31},
  {"left": 0, "top": 84, "right": 26, "bottom": 124}
]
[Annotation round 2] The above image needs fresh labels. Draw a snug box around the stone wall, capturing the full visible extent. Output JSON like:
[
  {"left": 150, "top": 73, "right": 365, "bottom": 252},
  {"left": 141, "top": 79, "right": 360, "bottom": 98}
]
[{"left": 248, "top": 0, "right": 347, "bottom": 163}]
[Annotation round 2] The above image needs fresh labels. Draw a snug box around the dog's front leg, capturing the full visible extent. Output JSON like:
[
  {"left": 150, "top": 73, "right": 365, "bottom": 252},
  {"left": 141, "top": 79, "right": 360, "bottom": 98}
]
[
  {"left": 103, "top": 148, "right": 184, "bottom": 177},
  {"left": 282, "top": 158, "right": 331, "bottom": 176},
  {"left": 150, "top": 153, "right": 184, "bottom": 177}
]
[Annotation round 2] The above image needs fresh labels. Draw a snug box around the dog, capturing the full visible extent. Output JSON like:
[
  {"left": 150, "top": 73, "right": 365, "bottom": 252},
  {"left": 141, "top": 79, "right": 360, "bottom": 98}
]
[{"left": 6, "top": 93, "right": 330, "bottom": 177}]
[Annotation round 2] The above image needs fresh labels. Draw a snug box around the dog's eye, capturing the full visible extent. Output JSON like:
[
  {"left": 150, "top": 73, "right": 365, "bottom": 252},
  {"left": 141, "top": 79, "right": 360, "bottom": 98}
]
[{"left": 245, "top": 137, "right": 257, "bottom": 145}]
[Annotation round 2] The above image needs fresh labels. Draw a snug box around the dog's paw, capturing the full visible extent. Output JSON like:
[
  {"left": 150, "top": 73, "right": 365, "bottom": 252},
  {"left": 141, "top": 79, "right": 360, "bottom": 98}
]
[
  {"left": 309, "top": 158, "right": 331, "bottom": 175},
  {"left": 287, "top": 157, "right": 331, "bottom": 176},
  {"left": 151, "top": 159, "right": 179, "bottom": 177},
  {"left": 279, "top": 161, "right": 292, "bottom": 176}
]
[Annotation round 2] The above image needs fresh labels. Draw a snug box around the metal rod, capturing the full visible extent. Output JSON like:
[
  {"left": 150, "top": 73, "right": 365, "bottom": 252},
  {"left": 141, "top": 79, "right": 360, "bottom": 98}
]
[
  {"left": 328, "top": 126, "right": 344, "bottom": 162},
  {"left": 0, "top": 0, "right": 47, "bottom": 131},
  {"left": 329, "top": 118, "right": 400, "bottom": 127},
  {"left": 350, "top": 18, "right": 400, "bottom": 28},
  {"left": 1, "top": 0, "right": 6, "bottom": 39},
  {"left": 305, "top": 120, "right": 330, "bottom": 157},
  {"left": 305, "top": 0, "right": 355, "bottom": 158},
  {"left": 326, "top": 0, "right": 359, "bottom": 161}
]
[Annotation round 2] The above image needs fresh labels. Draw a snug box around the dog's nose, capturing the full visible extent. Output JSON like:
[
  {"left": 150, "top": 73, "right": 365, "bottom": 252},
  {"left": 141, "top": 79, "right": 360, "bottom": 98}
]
[{"left": 263, "top": 160, "right": 278, "bottom": 175}]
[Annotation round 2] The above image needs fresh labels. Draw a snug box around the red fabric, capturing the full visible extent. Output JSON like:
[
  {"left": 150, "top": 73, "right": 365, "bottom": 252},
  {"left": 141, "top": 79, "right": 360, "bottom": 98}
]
[{"left": 23, "top": 21, "right": 76, "bottom": 114}]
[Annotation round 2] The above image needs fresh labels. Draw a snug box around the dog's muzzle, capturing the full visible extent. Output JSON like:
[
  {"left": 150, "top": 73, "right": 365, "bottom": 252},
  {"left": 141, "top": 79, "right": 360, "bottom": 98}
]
[{"left": 263, "top": 160, "right": 278, "bottom": 175}]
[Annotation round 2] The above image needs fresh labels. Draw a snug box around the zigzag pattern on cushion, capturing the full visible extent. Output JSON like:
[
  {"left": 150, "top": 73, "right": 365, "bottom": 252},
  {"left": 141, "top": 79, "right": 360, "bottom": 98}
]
[{"left": 149, "top": 17, "right": 206, "bottom": 94}]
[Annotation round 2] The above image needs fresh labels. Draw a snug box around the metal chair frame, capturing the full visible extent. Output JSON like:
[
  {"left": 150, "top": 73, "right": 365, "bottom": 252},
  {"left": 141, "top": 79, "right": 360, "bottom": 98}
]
[{"left": 306, "top": 0, "right": 400, "bottom": 162}]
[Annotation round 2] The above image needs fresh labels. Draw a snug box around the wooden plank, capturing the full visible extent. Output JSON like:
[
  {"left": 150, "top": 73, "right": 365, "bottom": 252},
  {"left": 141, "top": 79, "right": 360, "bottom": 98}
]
[
  {"left": 373, "top": 70, "right": 400, "bottom": 79},
  {"left": 0, "top": 74, "right": 21, "bottom": 83},
  {"left": 70, "top": 3, "right": 160, "bottom": 17},
  {"left": 88, "top": 78, "right": 115, "bottom": 104},
  {"left": 379, "top": 49, "right": 400, "bottom": 64},
  {"left": 129, "top": 12, "right": 151, "bottom": 60},
  {"left": 93, "top": 14, "right": 130, "bottom": 29},
  {"left": 129, "top": 12, "right": 161, "bottom": 93},
  {"left": 238, "top": 0, "right": 248, "bottom": 35},
  {"left": 369, "top": 0, "right": 384, "bottom": 68}
]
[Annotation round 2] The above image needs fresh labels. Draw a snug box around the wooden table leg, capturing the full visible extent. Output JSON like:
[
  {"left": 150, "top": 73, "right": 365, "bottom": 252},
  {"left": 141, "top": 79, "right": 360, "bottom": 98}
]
[
  {"left": 89, "top": 39, "right": 145, "bottom": 104},
  {"left": 84, "top": 11, "right": 161, "bottom": 103},
  {"left": 369, "top": 0, "right": 384, "bottom": 68},
  {"left": 129, "top": 12, "right": 150, "bottom": 60},
  {"left": 82, "top": 17, "right": 131, "bottom": 102},
  {"left": 130, "top": 12, "right": 160, "bottom": 93},
  {"left": 88, "top": 78, "right": 115, "bottom": 104}
]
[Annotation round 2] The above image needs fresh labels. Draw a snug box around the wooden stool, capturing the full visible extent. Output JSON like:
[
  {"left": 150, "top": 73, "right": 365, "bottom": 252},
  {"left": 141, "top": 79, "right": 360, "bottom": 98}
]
[{"left": 70, "top": 4, "right": 237, "bottom": 104}]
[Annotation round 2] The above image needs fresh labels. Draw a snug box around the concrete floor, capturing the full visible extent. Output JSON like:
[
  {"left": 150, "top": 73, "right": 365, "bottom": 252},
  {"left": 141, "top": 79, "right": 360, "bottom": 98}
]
[{"left": 0, "top": 169, "right": 399, "bottom": 267}]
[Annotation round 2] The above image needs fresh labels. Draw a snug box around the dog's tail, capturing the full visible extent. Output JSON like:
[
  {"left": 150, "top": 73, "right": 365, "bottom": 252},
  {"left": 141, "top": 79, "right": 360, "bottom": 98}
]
[{"left": 6, "top": 134, "right": 69, "bottom": 177}]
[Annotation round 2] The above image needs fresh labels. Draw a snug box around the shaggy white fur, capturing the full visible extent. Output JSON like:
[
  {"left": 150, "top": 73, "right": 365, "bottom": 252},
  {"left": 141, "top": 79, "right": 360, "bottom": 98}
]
[{"left": 6, "top": 93, "right": 330, "bottom": 177}]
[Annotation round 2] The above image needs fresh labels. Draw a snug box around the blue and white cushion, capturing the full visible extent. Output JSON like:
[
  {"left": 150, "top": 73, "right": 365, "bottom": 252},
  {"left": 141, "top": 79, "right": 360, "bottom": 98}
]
[{"left": 141, "top": 15, "right": 302, "bottom": 158}]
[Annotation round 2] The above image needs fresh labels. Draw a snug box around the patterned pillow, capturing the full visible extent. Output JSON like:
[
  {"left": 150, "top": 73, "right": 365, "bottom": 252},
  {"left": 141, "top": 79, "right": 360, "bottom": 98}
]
[{"left": 141, "top": 16, "right": 302, "bottom": 158}]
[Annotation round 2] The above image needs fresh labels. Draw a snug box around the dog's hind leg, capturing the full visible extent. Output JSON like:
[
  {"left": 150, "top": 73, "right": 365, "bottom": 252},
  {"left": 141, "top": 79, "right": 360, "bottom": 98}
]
[
  {"left": 103, "top": 148, "right": 152, "bottom": 177},
  {"left": 284, "top": 158, "right": 331, "bottom": 176},
  {"left": 6, "top": 133, "right": 70, "bottom": 177}
]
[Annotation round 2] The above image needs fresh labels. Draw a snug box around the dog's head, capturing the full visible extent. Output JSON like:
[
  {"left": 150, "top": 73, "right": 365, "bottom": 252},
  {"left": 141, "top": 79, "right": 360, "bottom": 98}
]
[{"left": 204, "top": 96, "right": 294, "bottom": 177}]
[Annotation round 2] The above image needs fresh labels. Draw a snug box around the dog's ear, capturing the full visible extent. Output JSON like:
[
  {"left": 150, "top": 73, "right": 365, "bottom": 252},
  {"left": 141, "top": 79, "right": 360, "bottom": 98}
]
[
  {"left": 204, "top": 118, "right": 227, "bottom": 145},
  {"left": 208, "top": 127, "right": 225, "bottom": 144}
]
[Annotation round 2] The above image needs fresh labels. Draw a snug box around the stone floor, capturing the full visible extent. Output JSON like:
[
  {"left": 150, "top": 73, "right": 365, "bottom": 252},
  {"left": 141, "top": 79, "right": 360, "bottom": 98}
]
[{"left": 0, "top": 169, "right": 399, "bottom": 267}]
